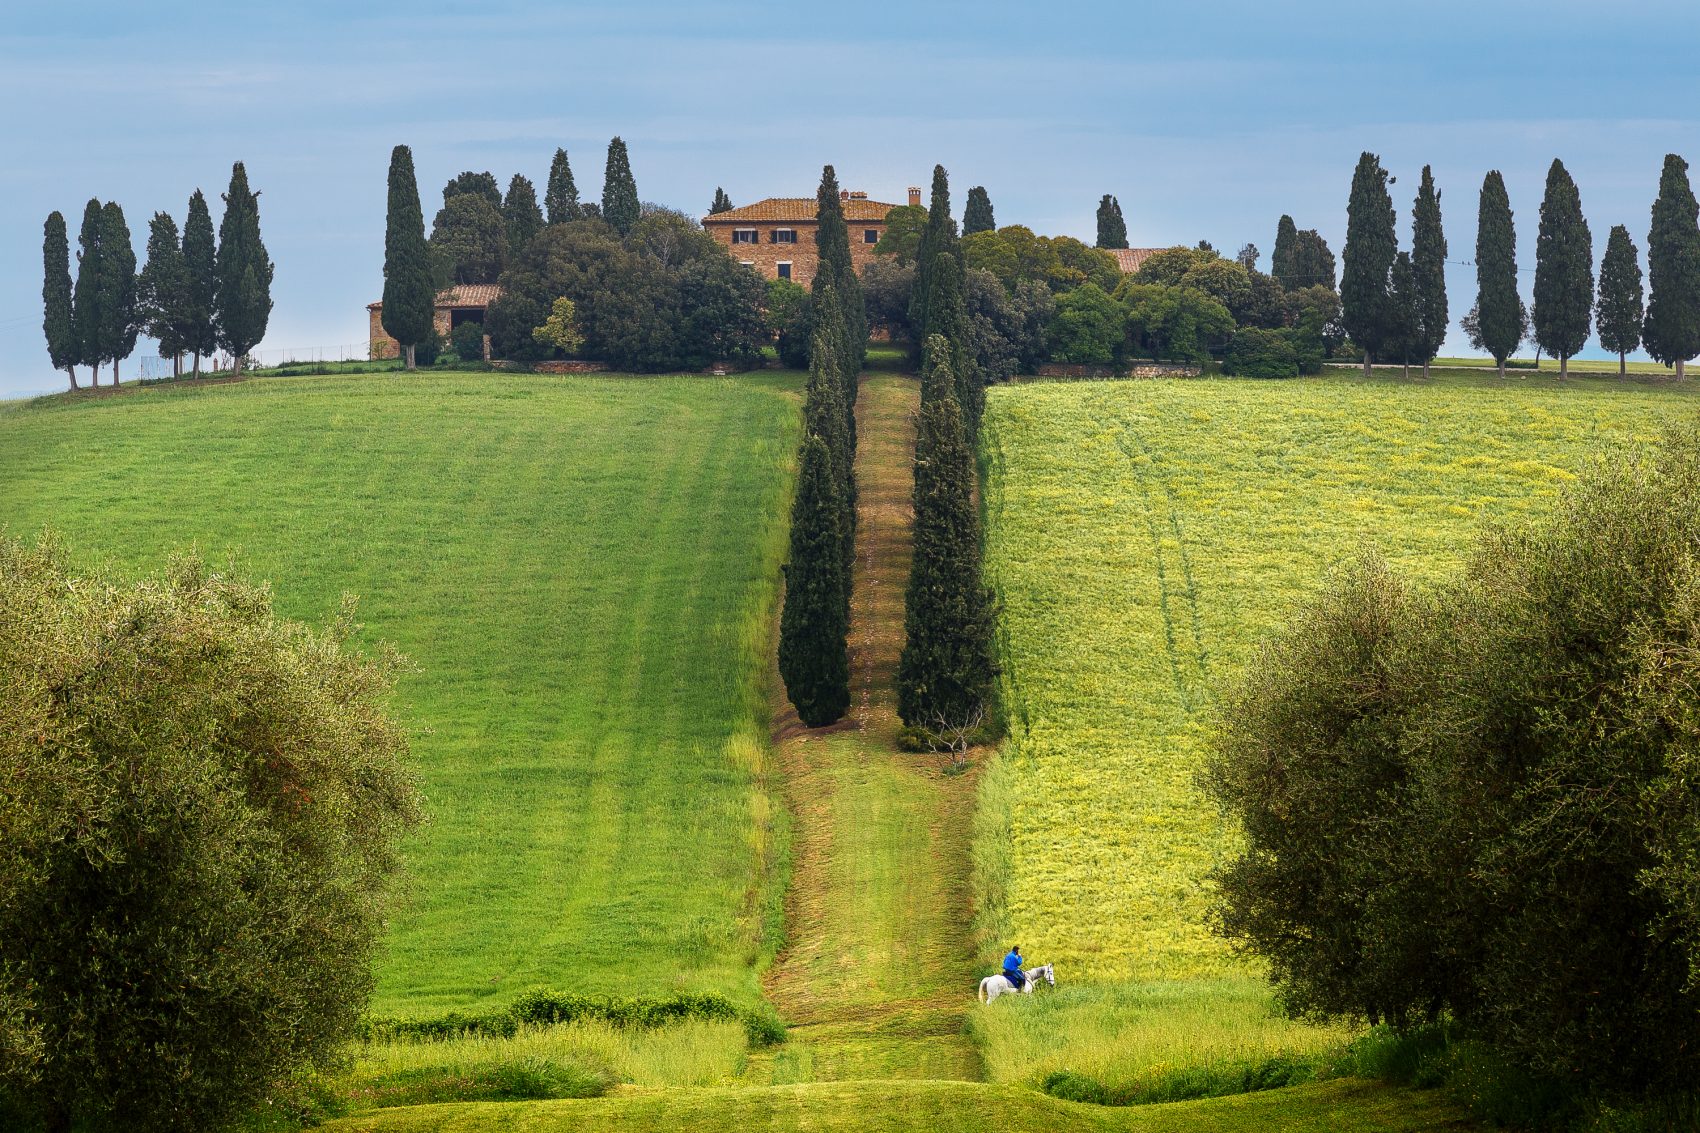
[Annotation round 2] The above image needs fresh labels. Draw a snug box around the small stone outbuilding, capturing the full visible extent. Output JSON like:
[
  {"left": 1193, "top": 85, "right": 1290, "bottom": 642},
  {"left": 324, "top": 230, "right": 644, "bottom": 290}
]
[{"left": 367, "top": 284, "right": 502, "bottom": 360}]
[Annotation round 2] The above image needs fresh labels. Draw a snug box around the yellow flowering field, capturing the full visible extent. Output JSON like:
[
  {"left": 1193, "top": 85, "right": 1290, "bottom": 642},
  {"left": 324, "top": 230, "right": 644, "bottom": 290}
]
[{"left": 978, "top": 371, "right": 1699, "bottom": 984}]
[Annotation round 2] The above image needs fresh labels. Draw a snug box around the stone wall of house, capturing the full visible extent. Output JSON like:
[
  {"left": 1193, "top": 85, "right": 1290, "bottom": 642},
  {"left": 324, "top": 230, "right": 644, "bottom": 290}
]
[
  {"left": 704, "top": 222, "right": 888, "bottom": 287},
  {"left": 367, "top": 305, "right": 476, "bottom": 360}
]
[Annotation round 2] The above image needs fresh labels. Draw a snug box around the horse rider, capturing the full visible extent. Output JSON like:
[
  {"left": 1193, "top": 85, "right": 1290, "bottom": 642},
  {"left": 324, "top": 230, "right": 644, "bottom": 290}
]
[{"left": 1002, "top": 944, "right": 1025, "bottom": 991}]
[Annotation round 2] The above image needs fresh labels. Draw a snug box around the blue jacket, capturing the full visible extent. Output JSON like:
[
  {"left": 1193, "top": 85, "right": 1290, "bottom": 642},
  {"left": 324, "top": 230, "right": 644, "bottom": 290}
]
[{"left": 1002, "top": 950, "right": 1022, "bottom": 975}]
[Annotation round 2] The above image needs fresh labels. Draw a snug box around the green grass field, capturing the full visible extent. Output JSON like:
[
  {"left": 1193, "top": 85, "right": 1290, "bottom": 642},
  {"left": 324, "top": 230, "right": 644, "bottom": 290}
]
[
  {"left": 976, "top": 369, "right": 1700, "bottom": 1086},
  {"left": 0, "top": 372, "right": 801, "bottom": 1015}
]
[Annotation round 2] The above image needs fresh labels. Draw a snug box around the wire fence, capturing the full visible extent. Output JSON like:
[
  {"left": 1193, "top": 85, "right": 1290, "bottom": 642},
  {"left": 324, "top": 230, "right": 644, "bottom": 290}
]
[{"left": 134, "top": 343, "right": 376, "bottom": 381}]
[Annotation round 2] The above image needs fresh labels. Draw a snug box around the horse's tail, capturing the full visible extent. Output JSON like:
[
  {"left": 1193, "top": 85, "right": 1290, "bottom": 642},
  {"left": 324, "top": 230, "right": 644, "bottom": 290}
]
[{"left": 977, "top": 978, "right": 989, "bottom": 1005}]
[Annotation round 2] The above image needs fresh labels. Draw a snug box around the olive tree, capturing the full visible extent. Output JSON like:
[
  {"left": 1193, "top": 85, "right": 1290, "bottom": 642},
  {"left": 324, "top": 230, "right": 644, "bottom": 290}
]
[{"left": 0, "top": 535, "right": 421, "bottom": 1132}]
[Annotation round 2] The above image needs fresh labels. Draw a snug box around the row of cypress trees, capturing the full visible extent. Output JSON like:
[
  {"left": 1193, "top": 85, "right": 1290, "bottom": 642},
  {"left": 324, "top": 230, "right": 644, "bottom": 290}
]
[
  {"left": 896, "top": 166, "right": 998, "bottom": 739},
  {"left": 777, "top": 166, "right": 868, "bottom": 727},
  {"left": 1342, "top": 152, "right": 1700, "bottom": 379},
  {"left": 41, "top": 163, "right": 271, "bottom": 389}
]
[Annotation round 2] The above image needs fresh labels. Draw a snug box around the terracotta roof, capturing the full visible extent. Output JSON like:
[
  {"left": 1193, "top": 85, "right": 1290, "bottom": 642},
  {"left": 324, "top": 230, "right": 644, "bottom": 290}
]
[
  {"left": 702, "top": 197, "right": 900, "bottom": 224},
  {"left": 367, "top": 283, "right": 503, "bottom": 311},
  {"left": 1110, "top": 248, "right": 1165, "bottom": 274}
]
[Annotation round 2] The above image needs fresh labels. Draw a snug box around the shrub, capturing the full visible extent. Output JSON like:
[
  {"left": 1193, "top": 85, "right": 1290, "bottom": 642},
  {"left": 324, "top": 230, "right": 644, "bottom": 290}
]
[
  {"left": 764, "top": 278, "right": 811, "bottom": 368},
  {"left": 1206, "top": 425, "right": 1700, "bottom": 1094},
  {"left": 359, "top": 990, "right": 784, "bottom": 1048},
  {"left": 1222, "top": 327, "right": 1299, "bottom": 378},
  {"left": 449, "top": 320, "right": 486, "bottom": 361},
  {"left": 0, "top": 535, "right": 421, "bottom": 1133},
  {"left": 414, "top": 326, "right": 444, "bottom": 366}
]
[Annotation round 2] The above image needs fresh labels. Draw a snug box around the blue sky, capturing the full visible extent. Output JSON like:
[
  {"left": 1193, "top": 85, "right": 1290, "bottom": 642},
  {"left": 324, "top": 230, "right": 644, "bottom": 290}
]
[{"left": 3, "top": 0, "right": 1698, "bottom": 397}]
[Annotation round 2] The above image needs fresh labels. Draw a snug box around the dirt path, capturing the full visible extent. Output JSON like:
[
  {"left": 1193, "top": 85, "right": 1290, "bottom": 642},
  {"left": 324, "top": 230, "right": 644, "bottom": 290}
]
[{"left": 752, "top": 374, "right": 985, "bottom": 1084}]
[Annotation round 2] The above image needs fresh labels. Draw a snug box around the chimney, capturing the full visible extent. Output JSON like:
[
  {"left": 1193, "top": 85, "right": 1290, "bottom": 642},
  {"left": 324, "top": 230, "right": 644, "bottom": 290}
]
[
  {"left": 849, "top": 190, "right": 868, "bottom": 200},
  {"left": 908, "top": 187, "right": 922, "bottom": 208},
  {"left": 841, "top": 189, "right": 850, "bottom": 201}
]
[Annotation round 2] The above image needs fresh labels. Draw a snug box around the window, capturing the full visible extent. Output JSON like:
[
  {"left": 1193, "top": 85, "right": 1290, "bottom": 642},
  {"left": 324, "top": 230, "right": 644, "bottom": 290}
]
[
  {"left": 777, "top": 262, "right": 792, "bottom": 280},
  {"left": 732, "top": 228, "right": 758, "bottom": 244},
  {"left": 772, "top": 229, "right": 797, "bottom": 244},
  {"left": 864, "top": 229, "right": 880, "bottom": 244},
  {"left": 739, "top": 260, "right": 755, "bottom": 268}
]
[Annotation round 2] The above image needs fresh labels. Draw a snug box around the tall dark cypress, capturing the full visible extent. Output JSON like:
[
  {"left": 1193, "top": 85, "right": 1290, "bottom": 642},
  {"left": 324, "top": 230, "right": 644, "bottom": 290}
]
[
  {"left": 138, "top": 211, "right": 188, "bottom": 377},
  {"left": 921, "top": 251, "right": 979, "bottom": 430},
  {"left": 963, "top": 186, "right": 995, "bottom": 235},
  {"left": 1095, "top": 194, "right": 1129, "bottom": 249},
  {"left": 710, "top": 187, "right": 733, "bottom": 215},
  {"left": 1595, "top": 224, "right": 1644, "bottom": 377},
  {"left": 810, "top": 278, "right": 858, "bottom": 477},
  {"left": 214, "top": 161, "right": 274, "bottom": 376},
  {"left": 544, "top": 148, "right": 581, "bottom": 224},
  {"left": 909, "top": 165, "right": 958, "bottom": 363},
  {"left": 897, "top": 393, "right": 997, "bottom": 731},
  {"left": 1644, "top": 153, "right": 1700, "bottom": 380},
  {"left": 503, "top": 173, "right": 545, "bottom": 256},
  {"left": 1473, "top": 170, "right": 1525, "bottom": 378},
  {"left": 813, "top": 164, "right": 865, "bottom": 392},
  {"left": 181, "top": 190, "right": 218, "bottom": 377},
  {"left": 1411, "top": 165, "right": 1449, "bottom": 378},
  {"left": 601, "top": 137, "right": 640, "bottom": 237},
  {"left": 920, "top": 334, "right": 955, "bottom": 405},
  {"left": 97, "top": 202, "right": 138, "bottom": 387},
  {"left": 383, "top": 145, "right": 435, "bottom": 371},
  {"left": 1387, "top": 250, "right": 1420, "bottom": 378},
  {"left": 42, "top": 212, "right": 78, "bottom": 389},
  {"left": 1272, "top": 215, "right": 1299, "bottom": 288},
  {"left": 778, "top": 435, "right": 851, "bottom": 728},
  {"left": 1532, "top": 158, "right": 1594, "bottom": 377},
  {"left": 1341, "top": 152, "right": 1398, "bottom": 374},
  {"left": 71, "top": 199, "right": 104, "bottom": 385}
]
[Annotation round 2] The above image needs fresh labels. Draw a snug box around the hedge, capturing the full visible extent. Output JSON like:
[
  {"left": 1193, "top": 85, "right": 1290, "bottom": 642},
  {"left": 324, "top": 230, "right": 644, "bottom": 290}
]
[{"left": 358, "top": 990, "right": 786, "bottom": 1047}]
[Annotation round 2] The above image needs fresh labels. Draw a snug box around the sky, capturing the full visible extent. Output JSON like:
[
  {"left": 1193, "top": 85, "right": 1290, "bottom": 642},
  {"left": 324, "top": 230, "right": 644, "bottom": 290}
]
[{"left": 3, "top": 0, "right": 1699, "bottom": 397}]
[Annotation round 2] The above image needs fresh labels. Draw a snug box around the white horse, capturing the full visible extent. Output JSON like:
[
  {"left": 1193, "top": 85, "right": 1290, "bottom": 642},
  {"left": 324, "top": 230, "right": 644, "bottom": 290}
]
[{"left": 979, "top": 963, "right": 1055, "bottom": 1004}]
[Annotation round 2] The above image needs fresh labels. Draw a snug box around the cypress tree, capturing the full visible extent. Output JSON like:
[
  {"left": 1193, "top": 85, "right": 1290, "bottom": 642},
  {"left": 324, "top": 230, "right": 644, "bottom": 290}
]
[
  {"left": 181, "top": 190, "right": 218, "bottom": 377},
  {"left": 601, "top": 137, "right": 640, "bottom": 237},
  {"left": 811, "top": 278, "right": 858, "bottom": 470},
  {"left": 1644, "top": 153, "right": 1700, "bottom": 380},
  {"left": 778, "top": 435, "right": 851, "bottom": 728},
  {"left": 710, "top": 187, "right": 733, "bottom": 215},
  {"left": 921, "top": 251, "right": 979, "bottom": 431},
  {"left": 138, "top": 211, "right": 188, "bottom": 377},
  {"left": 1532, "top": 158, "right": 1594, "bottom": 377},
  {"left": 920, "top": 333, "right": 955, "bottom": 405},
  {"left": 813, "top": 164, "right": 865, "bottom": 392},
  {"left": 1096, "top": 194, "right": 1129, "bottom": 249},
  {"left": 503, "top": 173, "right": 544, "bottom": 256},
  {"left": 963, "top": 186, "right": 995, "bottom": 236},
  {"left": 1387, "top": 250, "right": 1419, "bottom": 378},
  {"left": 72, "top": 199, "right": 105, "bottom": 385},
  {"left": 42, "top": 211, "right": 78, "bottom": 390},
  {"left": 544, "top": 148, "right": 581, "bottom": 224},
  {"left": 1595, "top": 224, "right": 1644, "bottom": 377},
  {"left": 383, "top": 145, "right": 435, "bottom": 371},
  {"left": 804, "top": 331, "right": 856, "bottom": 580},
  {"left": 1341, "top": 152, "right": 1398, "bottom": 374},
  {"left": 214, "top": 162, "right": 274, "bottom": 377},
  {"left": 97, "top": 202, "right": 138, "bottom": 387},
  {"left": 897, "top": 393, "right": 997, "bottom": 731},
  {"left": 1411, "top": 165, "right": 1449, "bottom": 378},
  {"left": 909, "top": 165, "right": 958, "bottom": 363},
  {"left": 1272, "top": 215, "right": 1299, "bottom": 289},
  {"left": 1473, "top": 170, "right": 1525, "bottom": 378}
]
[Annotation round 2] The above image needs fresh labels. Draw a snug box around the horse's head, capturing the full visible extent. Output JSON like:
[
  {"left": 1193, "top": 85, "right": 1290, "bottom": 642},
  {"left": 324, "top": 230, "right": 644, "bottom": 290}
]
[{"left": 1041, "top": 963, "right": 1056, "bottom": 986}]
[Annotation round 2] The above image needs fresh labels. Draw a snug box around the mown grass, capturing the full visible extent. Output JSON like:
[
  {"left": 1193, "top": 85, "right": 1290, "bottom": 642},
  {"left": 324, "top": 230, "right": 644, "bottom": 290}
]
[
  {"left": 316, "top": 1077, "right": 1466, "bottom": 1132},
  {"left": 0, "top": 371, "right": 802, "bottom": 1015},
  {"left": 975, "top": 369, "right": 1698, "bottom": 1088}
]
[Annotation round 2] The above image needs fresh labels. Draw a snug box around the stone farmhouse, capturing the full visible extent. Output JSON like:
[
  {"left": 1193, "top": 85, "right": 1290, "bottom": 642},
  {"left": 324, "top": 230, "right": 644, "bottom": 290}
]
[
  {"left": 367, "top": 284, "right": 501, "bottom": 360},
  {"left": 701, "top": 188, "right": 919, "bottom": 287}
]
